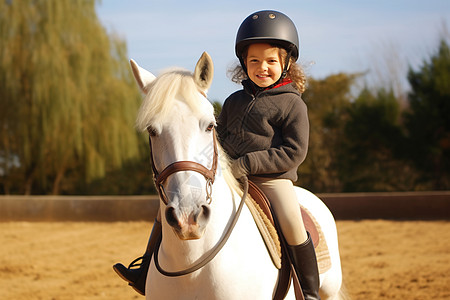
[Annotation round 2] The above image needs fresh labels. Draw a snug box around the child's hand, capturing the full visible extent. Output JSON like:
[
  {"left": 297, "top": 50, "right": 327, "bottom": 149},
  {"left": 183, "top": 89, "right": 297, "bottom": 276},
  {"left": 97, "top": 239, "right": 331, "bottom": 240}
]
[{"left": 230, "top": 157, "right": 249, "bottom": 179}]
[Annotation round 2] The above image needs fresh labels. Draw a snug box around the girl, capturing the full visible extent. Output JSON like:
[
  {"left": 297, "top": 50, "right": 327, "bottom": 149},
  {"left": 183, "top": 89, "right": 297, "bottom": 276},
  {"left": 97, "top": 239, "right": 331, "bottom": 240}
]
[
  {"left": 217, "top": 10, "right": 321, "bottom": 300},
  {"left": 113, "top": 10, "right": 320, "bottom": 300}
]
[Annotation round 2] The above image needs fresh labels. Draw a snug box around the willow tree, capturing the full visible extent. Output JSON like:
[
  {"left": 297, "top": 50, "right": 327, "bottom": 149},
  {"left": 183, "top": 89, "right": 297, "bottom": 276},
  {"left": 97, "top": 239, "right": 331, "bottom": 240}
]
[{"left": 0, "top": 0, "right": 142, "bottom": 194}]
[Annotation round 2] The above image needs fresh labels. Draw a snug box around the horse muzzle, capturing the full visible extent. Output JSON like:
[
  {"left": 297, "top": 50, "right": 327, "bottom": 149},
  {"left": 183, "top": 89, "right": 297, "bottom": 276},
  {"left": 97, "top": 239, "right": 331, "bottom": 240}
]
[{"left": 165, "top": 203, "right": 211, "bottom": 240}]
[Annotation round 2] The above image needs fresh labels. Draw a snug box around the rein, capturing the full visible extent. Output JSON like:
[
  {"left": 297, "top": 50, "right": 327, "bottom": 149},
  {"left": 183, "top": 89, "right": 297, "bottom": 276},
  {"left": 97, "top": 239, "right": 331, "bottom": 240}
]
[
  {"left": 148, "top": 128, "right": 249, "bottom": 277},
  {"left": 154, "top": 177, "right": 249, "bottom": 277}
]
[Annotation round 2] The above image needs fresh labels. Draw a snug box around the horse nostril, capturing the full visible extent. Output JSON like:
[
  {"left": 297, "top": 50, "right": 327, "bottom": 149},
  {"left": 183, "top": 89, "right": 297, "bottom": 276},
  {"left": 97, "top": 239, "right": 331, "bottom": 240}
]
[
  {"left": 165, "top": 205, "right": 181, "bottom": 229},
  {"left": 197, "top": 205, "right": 211, "bottom": 226},
  {"left": 201, "top": 205, "right": 211, "bottom": 220}
]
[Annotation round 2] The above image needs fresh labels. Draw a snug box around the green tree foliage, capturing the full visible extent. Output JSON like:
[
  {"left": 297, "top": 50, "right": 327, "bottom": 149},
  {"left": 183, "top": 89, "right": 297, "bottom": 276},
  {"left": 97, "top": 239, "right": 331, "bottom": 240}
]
[
  {"left": 0, "top": 0, "right": 143, "bottom": 194},
  {"left": 336, "top": 88, "right": 418, "bottom": 192},
  {"left": 300, "top": 38, "right": 450, "bottom": 192},
  {"left": 300, "top": 73, "right": 358, "bottom": 192},
  {"left": 404, "top": 39, "right": 450, "bottom": 190},
  {"left": 212, "top": 100, "right": 223, "bottom": 119},
  {"left": 1, "top": 1, "right": 447, "bottom": 194}
]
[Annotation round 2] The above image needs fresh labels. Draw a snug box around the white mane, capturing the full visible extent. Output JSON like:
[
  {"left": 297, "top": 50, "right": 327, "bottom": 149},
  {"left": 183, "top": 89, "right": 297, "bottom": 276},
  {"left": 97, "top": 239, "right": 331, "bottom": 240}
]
[{"left": 135, "top": 68, "right": 204, "bottom": 131}]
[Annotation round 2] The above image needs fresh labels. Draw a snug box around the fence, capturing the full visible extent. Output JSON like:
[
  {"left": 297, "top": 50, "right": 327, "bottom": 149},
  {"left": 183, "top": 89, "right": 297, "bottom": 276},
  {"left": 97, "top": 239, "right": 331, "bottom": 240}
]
[{"left": 1, "top": 191, "right": 449, "bottom": 221}]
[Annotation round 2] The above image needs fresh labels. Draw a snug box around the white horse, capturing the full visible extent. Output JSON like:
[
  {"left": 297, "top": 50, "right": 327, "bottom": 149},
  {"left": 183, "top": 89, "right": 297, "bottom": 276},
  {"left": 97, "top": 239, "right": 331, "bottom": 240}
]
[{"left": 130, "top": 52, "right": 348, "bottom": 300}]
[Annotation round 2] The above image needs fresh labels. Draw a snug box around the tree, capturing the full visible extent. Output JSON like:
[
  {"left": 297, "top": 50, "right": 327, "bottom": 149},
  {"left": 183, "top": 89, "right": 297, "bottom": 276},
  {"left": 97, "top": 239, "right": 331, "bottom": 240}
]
[
  {"left": 404, "top": 39, "right": 450, "bottom": 190},
  {"left": 300, "top": 73, "right": 358, "bottom": 192},
  {"left": 0, "top": 0, "right": 143, "bottom": 194},
  {"left": 336, "top": 88, "right": 418, "bottom": 192}
]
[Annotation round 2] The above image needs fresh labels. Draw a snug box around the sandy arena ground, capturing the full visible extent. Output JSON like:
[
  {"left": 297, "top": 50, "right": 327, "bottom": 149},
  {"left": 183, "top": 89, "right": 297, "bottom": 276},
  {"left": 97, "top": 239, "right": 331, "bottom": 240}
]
[{"left": 0, "top": 220, "right": 449, "bottom": 299}]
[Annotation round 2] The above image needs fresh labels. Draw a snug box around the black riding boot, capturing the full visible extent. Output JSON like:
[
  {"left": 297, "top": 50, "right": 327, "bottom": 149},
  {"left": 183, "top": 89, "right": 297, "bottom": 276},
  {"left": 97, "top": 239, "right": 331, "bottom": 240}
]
[
  {"left": 113, "top": 219, "right": 162, "bottom": 296},
  {"left": 288, "top": 232, "right": 321, "bottom": 300}
]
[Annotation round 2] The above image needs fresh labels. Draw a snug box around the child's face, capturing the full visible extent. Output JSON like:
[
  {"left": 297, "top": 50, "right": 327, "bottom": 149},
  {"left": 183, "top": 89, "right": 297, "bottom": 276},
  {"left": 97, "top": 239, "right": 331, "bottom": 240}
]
[{"left": 245, "top": 43, "right": 283, "bottom": 88}]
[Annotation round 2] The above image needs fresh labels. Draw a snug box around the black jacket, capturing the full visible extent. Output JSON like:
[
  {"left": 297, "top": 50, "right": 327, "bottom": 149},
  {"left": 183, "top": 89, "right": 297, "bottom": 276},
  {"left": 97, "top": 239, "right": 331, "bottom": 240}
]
[{"left": 217, "top": 80, "right": 309, "bottom": 182}]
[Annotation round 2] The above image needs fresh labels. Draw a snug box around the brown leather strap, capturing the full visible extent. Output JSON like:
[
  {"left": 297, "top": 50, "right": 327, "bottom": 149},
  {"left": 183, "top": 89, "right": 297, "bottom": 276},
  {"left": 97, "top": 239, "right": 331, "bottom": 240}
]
[
  {"left": 155, "top": 161, "right": 215, "bottom": 187},
  {"left": 150, "top": 129, "right": 218, "bottom": 183},
  {"left": 248, "top": 180, "right": 276, "bottom": 226},
  {"left": 149, "top": 129, "right": 219, "bottom": 205}
]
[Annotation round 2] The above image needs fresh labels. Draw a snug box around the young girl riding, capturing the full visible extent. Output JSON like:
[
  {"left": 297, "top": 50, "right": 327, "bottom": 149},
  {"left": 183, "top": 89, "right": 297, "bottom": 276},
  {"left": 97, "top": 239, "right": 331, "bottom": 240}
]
[
  {"left": 113, "top": 9, "right": 321, "bottom": 300},
  {"left": 217, "top": 10, "right": 321, "bottom": 300}
]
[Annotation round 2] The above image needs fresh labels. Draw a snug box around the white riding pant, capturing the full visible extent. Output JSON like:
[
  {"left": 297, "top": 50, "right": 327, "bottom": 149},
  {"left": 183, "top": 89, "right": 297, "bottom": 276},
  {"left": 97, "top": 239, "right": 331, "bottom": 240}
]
[{"left": 250, "top": 177, "right": 308, "bottom": 246}]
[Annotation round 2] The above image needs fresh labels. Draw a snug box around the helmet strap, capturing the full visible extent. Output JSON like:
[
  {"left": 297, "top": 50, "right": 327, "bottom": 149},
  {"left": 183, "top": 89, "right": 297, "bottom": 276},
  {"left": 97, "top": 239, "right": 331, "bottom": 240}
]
[
  {"left": 265, "top": 45, "right": 293, "bottom": 89},
  {"left": 239, "top": 56, "right": 248, "bottom": 75},
  {"left": 280, "top": 45, "right": 294, "bottom": 79}
]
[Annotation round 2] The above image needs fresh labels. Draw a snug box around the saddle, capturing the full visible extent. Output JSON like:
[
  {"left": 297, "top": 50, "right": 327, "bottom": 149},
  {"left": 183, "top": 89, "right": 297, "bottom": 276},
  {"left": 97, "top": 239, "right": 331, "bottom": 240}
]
[{"left": 245, "top": 180, "right": 331, "bottom": 300}]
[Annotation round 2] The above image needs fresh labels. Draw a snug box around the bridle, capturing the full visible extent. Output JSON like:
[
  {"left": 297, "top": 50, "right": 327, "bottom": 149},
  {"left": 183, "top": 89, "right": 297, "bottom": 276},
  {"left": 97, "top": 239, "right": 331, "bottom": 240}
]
[
  {"left": 149, "top": 129, "right": 219, "bottom": 206},
  {"left": 148, "top": 127, "right": 248, "bottom": 277}
]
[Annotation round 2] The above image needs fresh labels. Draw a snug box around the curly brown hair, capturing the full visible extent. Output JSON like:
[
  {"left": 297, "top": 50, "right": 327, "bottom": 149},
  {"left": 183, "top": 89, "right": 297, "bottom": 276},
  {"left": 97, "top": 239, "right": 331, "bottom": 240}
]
[{"left": 228, "top": 45, "right": 307, "bottom": 93}]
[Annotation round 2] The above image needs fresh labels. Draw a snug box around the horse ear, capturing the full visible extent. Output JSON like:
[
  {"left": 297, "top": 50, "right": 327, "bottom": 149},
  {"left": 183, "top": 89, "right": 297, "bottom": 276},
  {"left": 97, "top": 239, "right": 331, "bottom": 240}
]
[
  {"left": 130, "top": 59, "right": 156, "bottom": 94},
  {"left": 193, "top": 52, "right": 214, "bottom": 93}
]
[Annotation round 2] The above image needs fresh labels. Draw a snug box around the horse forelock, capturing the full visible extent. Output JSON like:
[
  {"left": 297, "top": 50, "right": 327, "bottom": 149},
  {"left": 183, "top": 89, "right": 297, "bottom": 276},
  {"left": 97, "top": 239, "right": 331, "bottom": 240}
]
[{"left": 136, "top": 68, "right": 205, "bottom": 131}]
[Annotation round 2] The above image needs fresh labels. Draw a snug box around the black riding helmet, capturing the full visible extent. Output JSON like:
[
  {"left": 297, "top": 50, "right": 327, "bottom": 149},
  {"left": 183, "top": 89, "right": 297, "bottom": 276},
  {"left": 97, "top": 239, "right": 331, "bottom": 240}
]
[{"left": 235, "top": 10, "right": 300, "bottom": 83}]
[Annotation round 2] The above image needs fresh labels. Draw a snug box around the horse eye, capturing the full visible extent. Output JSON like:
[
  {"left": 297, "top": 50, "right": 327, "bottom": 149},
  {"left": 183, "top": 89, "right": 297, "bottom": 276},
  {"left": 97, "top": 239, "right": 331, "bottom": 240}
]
[
  {"left": 206, "top": 123, "right": 215, "bottom": 132},
  {"left": 147, "top": 126, "right": 157, "bottom": 136}
]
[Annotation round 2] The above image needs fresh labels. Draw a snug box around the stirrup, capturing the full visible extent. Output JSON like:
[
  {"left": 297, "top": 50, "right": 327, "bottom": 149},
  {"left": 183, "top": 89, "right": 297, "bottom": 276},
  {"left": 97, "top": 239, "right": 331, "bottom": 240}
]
[
  {"left": 128, "top": 256, "right": 145, "bottom": 270},
  {"left": 113, "top": 255, "right": 147, "bottom": 285}
]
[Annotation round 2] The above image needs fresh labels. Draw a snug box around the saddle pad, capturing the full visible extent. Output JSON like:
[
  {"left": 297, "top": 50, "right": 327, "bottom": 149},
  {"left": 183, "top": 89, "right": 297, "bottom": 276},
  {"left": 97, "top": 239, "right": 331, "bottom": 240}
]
[
  {"left": 245, "top": 195, "right": 282, "bottom": 269},
  {"left": 246, "top": 181, "right": 332, "bottom": 274},
  {"left": 300, "top": 205, "right": 332, "bottom": 274}
]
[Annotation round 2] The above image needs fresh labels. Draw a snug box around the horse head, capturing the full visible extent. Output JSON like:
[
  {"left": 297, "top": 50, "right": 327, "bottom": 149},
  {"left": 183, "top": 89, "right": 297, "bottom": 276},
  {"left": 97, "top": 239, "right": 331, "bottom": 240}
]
[{"left": 131, "top": 52, "right": 216, "bottom": 240}]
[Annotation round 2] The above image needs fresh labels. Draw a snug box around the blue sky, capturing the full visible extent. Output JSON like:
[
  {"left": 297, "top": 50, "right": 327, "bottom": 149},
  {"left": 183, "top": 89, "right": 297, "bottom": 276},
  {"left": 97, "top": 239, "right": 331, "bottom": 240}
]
[{"left": 96, "top": 0, "right": 449, "bottom": 102}]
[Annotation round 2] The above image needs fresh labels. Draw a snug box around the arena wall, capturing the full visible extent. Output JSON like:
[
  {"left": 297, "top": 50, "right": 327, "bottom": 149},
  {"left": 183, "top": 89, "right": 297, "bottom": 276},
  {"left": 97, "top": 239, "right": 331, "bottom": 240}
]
[{"left": 1, "top": 192, "right": 449, "bottom": 221}]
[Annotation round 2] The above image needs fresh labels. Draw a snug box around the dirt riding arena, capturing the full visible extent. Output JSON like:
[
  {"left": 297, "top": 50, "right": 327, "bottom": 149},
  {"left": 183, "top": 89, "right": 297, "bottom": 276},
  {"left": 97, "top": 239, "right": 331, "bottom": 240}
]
[
  {"left": 0, "top": 220, "right": 449, "bottom": 300},
  {"left": 0, "top": 193, "right": 449, "bottom": 299}
]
